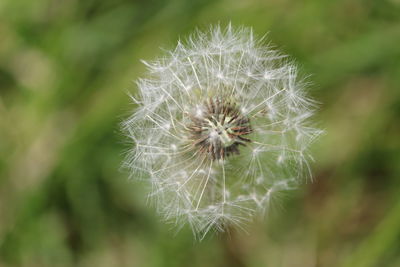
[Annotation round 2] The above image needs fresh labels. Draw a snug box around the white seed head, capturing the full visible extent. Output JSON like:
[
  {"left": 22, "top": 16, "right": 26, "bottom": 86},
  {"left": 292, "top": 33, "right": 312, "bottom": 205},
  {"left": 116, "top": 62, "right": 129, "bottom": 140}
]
[{"left": 122, "top": 25, "right": 321, "bottom": 239}]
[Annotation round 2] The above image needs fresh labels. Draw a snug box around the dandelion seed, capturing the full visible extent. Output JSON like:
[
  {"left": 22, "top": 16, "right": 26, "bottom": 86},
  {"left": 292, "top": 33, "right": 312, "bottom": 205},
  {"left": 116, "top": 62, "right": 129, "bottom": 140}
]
[{"left": 122, "top": 24, "right": 321, "bottom": 239}]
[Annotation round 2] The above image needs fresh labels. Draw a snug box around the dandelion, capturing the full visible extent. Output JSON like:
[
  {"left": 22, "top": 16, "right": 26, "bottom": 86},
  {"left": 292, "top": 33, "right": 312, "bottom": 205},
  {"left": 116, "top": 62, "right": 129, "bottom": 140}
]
[{"left": 122, "top": 25, "right": 321, "bottom": 239}]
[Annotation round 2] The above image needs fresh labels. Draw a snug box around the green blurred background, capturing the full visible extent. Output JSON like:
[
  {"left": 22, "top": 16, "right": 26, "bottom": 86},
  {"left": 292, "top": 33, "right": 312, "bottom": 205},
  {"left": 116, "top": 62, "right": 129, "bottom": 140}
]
[{"left": 1, "top": 0, "right": 400, "bottom": 266}]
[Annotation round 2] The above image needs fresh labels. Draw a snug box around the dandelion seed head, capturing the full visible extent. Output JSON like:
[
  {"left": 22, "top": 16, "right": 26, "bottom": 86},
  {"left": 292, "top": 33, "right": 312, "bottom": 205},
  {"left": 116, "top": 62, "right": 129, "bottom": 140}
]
[{"left": 122, "top": 24, "right": 321, "bottom": 239}]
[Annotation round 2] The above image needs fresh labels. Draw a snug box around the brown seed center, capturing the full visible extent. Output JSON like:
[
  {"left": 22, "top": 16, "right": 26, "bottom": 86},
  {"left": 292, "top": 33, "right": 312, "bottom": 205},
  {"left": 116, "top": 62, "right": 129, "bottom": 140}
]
[{"left": 187, "top": 98, "right": 252, "bottom": 160}]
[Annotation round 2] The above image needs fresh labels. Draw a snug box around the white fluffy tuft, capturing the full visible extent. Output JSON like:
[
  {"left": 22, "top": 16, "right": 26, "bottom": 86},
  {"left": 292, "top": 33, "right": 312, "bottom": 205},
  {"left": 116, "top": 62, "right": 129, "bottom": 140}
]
[{"left": 122, "top": 25, "right": 321, "bottom": 239}]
